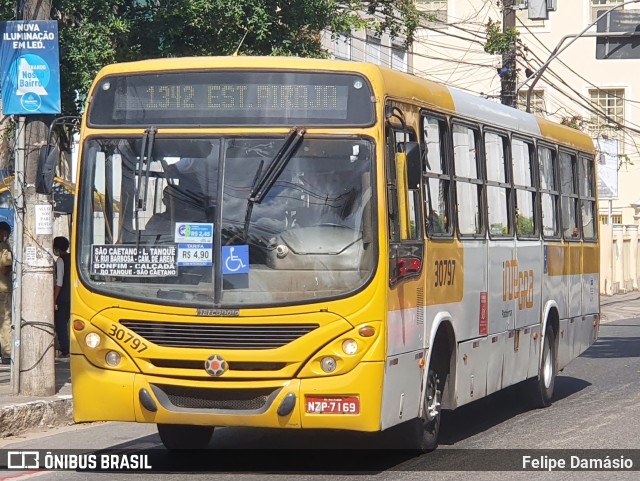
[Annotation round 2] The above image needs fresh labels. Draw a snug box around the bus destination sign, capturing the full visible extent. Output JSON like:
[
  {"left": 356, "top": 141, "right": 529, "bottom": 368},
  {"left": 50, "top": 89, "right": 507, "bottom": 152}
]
[
  {"left": 88, "top": 71, "right": 375, "bottom": 127},
  {"left": 91, "top": 245, "right": 178, "bottom": 277}
]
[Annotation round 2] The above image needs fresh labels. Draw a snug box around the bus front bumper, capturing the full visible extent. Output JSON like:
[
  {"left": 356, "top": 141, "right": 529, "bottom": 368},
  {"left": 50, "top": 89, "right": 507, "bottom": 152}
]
[{"left": 71, "top": 354, "right": 384, "bottom": 432}]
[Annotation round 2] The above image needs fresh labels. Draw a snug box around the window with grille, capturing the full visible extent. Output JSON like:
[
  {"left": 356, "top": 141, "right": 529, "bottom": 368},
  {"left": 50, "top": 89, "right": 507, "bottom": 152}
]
[
  {"left": 416, "top": 0, "right": 448, "bottom": 25},
  {"left": 332, "top": 35, "right": 351, "bottom": 61},
  {"left": 392, "top": 47, "right": 408, "bottom": 72},
  {"left": 365, "top": 36, "right": 382, "bottom": 65},
  {"left": 591, "top": 0, "right": 623, "bottom": 23},
  {"left": 599, "top": 213, "right": 622, "bottom": 224},
  {"left": 518, "top": 90, "right": 545, "bottom": 116},
  {"left": 516, "top": 8, "right": 545, "bottom": 28},
  {"left": 588, "top": 88, "right": 624, "bottom": 143}
]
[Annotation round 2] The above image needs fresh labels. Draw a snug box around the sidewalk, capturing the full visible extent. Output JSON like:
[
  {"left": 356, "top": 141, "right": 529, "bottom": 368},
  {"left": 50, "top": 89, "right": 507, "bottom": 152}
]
[
  {"left": 0, "top": 359, "right": 72, "bottom": 438},
  {"left": 0, "top": 294, "right": 639, "bottom": 439}
]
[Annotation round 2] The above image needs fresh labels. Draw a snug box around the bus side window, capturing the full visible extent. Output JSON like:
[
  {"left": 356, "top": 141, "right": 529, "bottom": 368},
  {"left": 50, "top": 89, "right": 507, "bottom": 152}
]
[
  {"left": 422, "top": 114, "right": 452, "bottom": 236},
  {"left": 453, "top": 123, "right": 483, "bottom": 237},
  {"left": 387, "top": 124, "right": 424, "bottom": 285},
  {"left": 579, "top": 155, "right": 597, "bottom": 241},
  {"left": 513, "top": 139, "right": 537, "bottom": 238},
  {"left": 538, "top": 146, "right": 560, "bottom": 239},
  {"left": 559, "top": 150, "right": 580, "bottom": 240}
]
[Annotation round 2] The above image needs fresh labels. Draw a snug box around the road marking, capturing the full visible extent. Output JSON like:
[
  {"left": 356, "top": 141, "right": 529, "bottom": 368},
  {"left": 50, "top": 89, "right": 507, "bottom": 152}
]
[{"left": 0, "top": 471, "right": 47, "bottom": 481}]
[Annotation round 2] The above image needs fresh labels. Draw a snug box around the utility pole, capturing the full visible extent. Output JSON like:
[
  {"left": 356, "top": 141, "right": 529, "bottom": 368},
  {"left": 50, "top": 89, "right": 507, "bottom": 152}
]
[
  {"left": 18, "top": 0, "right": 55, "bottom": 396},
  {"left": 500, "top": 0, "right": 517, "bottom": 107}
]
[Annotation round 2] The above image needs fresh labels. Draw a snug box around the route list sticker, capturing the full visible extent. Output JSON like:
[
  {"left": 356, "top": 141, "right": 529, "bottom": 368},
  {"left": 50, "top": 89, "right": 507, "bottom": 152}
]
[{"left": 91, "top": 245, "right": 177, "bottom": 277}]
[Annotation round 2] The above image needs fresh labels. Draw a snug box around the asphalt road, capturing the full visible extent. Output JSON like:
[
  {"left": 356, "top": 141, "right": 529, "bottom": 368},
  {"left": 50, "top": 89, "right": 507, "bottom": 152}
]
[{"left": 1, "top": 317, "right": 639, "bottom": 480}]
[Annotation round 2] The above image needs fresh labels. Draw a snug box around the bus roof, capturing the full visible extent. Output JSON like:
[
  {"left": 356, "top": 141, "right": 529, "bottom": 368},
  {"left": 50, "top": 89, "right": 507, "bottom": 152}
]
[{"left": 93, "top": 56, "right": 594, "bottom": 153}]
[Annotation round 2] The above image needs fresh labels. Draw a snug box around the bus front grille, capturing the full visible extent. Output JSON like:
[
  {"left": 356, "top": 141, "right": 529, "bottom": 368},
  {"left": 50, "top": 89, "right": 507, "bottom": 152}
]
[
  {"left": 121, "top": 320, "right": 319, "bottom": 349},
  {"left": 150, "top": 384, "right": 281, "bottom": 412}
]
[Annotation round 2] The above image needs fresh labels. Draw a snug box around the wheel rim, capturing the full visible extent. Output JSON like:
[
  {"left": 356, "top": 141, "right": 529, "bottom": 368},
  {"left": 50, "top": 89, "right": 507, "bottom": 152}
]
[
  {"left": 543, "top": 339, "right": 553, "bottom": 389},
  {"left": 425, "top": 371, "right": 441, "bottom": 422}
]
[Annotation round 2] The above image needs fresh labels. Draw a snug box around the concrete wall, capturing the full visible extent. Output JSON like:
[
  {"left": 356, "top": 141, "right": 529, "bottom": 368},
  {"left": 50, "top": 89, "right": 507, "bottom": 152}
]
[{"left": 600, "top": 223, "right": 640, "bottom": 295}]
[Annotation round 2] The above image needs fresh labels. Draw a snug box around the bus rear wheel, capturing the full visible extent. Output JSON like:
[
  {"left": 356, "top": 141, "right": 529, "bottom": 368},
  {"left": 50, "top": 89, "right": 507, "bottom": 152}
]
[
  {"left": 157, "top": 424, "right": 214, "bottom": 450},
  {"left": 531, "top": 327, "right": 557, "bottom": 408}
]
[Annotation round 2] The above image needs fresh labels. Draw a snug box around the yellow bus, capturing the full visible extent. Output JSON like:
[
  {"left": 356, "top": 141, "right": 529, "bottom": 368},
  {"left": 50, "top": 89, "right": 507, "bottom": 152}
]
[{"left": 65, "top": 56, "right": 599, "bottom": 451}]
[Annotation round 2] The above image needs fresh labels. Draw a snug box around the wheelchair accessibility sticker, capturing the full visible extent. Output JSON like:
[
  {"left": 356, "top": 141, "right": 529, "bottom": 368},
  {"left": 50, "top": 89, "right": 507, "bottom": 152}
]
[{"left": 222, "top": 245, "right": 249, "bottom": 274}]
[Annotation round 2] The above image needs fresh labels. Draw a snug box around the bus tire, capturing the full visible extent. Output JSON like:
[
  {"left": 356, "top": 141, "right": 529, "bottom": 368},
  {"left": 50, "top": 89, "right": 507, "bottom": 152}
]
[
  {"left": 533, "top": 327, "right": 557, "bottom": 408},
  {"left": 157, "top": 424, "right": 214, "bottom": 450},
  {"left": 405, "top": 367, "right": 443, "bottom": 452}
]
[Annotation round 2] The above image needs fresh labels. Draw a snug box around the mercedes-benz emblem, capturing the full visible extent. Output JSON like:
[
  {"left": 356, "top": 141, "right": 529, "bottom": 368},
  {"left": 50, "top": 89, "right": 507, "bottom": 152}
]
[{"left": 204, "top": 354, "right": 228, "bottom": 376}]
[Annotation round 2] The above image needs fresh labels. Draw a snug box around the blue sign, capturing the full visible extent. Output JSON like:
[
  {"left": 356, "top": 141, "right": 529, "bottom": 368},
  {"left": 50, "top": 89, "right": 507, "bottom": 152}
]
[
  {"left": 0, "top": 208, "right": 14, "bottom": 231},
  {"left": 0, "top": 20, "right": 61, "bottom": 115},
  {"left": 174, "top": 222, "right": 213, "bottom": 243},
  {"left": 222, "top": 245, "right": 249, "bottom": 275}
]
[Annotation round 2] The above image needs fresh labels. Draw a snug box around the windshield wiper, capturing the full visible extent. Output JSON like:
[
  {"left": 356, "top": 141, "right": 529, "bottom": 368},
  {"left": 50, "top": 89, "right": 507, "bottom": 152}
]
[
  {"left": 134, "top": 127, "right": 157, "bottom": 246},
  {"left": 243, "top": 128, "right": 305, "bottom": 238}
]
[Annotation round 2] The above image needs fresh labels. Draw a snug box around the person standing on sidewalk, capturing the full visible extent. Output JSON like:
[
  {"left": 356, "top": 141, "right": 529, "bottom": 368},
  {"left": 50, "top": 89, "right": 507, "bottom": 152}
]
[
  {"left": 53, "top": 236, "right": 71, "bottom": 359},
  {"left": 0, "top": 222, "right": 13, "bottom": 364}
]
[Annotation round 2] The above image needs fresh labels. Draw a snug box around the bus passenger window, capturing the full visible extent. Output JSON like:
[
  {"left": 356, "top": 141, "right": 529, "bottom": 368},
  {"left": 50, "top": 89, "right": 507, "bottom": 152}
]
[
  {"left": 453, "top": 124, "right": 482, "bottom": 236},
  {"left": 579, "top": 156, "right": 597, "bottom": 240},
  {"left": 559, "top": 151, "right": 579, "bottom": 240},
  {"left": 538, "top": 146, "right": 559, "bottom": 238},
  {"left": 422, "top": 115, "right": 452, "bottom": 236},
  {"left": 513, "top": 139, "right": 537, "bottom": 237}
]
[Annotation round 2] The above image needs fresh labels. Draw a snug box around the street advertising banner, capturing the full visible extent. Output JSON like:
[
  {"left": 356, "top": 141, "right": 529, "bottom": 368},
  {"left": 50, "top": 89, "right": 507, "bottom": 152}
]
[
  {"left": 0, "top": 20, "right": 61, "bottom": 115},
  {"left": 595, "top": 136, "right": 619, "bottom": 200}
]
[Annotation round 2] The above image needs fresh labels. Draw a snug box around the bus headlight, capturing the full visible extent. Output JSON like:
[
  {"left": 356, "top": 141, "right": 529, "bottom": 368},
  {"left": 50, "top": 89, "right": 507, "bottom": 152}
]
[
  {"left": 320, "top": 356, "right": 337, "bottom": 373},
  {"left": 342, "top": 339, "right": 358, "bottom": 355},
  {"left": 105, "top": 351, "right": 121, "bottom": 367},
  {"left": 85, "top": 332, "right": 101, "bottom": 349}
]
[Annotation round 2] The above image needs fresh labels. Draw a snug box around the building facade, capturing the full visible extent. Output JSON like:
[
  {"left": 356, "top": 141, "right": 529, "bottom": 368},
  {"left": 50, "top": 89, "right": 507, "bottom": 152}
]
[
  {"left": 413, "top": 0, "right": 640, "bottom": 294},
  {"left": 322, "top": 29, "right": 413, "bottom": 73}
]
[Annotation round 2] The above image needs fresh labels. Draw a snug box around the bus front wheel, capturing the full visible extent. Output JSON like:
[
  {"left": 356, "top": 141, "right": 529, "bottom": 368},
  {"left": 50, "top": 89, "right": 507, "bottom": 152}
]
[
  {"left": 405, "top": 367, "right": 442, "bottom": 452},
  {"left": 157, "top": 424, "right": 214, "bottom": 450}
]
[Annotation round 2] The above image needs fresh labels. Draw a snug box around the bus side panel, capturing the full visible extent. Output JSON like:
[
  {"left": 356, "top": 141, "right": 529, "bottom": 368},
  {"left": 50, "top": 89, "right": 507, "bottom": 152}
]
[
  {"left": 526, "top": 323, "right": 542, "bottom": 379},
  {"left": 456, "top": 240, "right": 487, "bottom": 342},
  {"left": 503, "top": 327, "right": 532, "bottom": 388},
  {"left": 557, "top": 318, "right": 574, "bottom": 370},
  {"left": 451, "top": 239, "right": 488, "bottom": 407},
  {"left": 381, "top": 279, "right": 425, "bottom": 430},
  {"left": 514, "top": 240, "right": 543, "bottom": 330},
  {"left": 582, "top": 243, "right": 599, "bottom": 315},
  {"left": 455, "top": 337, "right": 488, "bottom": 406},
  {"left": 487, "top": 240, "right": 515, "bottom": 334},
  {"left": 568, "top": 244, "right": 582, "bottom": 319},
  {"left": 544, "top": 244, "right": 568, "bottom": 319}
]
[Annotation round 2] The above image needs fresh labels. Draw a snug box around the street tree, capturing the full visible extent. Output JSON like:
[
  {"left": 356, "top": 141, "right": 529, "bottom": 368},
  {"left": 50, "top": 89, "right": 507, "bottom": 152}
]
[{"left": 0, "top": 0, "right": 418, "bottom": 115}]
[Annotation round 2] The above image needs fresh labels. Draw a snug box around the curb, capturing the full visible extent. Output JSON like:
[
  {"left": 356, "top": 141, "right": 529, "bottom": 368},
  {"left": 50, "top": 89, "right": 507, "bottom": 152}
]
[{"left": 0, "top": 395, "right": 73, "bottom": 438}]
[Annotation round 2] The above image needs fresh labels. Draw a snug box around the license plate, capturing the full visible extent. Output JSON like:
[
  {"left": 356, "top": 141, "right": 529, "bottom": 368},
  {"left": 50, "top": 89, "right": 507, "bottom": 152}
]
[{"left": 305, "top": 396, "right": 360, "bottom": 414}]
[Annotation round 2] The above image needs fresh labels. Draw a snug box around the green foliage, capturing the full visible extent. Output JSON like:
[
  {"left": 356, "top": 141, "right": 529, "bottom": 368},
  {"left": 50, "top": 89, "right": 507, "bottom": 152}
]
[
  {"left": 2, "top": 1, "right": 418, "bottom": 116},
  {"left": 517, "top": 215, "right": 534, "bottom": 236},
  {"left": 0, "top": 0, "right": 15, "bottom": 20},
  {"left": 484, "top": 18, "right": 519, "bottom": 55},
  {"left": 560, "top": 115, "right": 584, "bottom": 130}
]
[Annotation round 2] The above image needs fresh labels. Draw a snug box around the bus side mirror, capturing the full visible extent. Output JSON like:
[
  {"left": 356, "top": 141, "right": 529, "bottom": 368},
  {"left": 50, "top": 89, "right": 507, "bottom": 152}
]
[
  {"left": 404, "top": 141, "right": 422, "bottom": 189},
  {"left": 36, "top": 144, "right": 59, "bottom": 195}
]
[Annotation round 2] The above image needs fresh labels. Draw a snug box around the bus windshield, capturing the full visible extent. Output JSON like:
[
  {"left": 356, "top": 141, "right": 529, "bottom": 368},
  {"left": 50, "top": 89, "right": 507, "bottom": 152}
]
[{"left": 77, "top": 135, "right": 376, "bottom": 307}]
